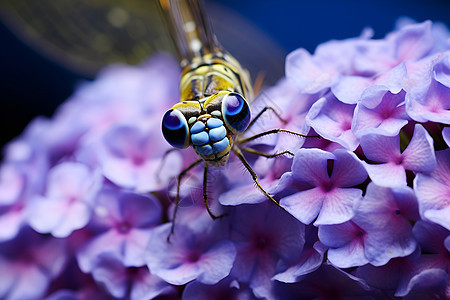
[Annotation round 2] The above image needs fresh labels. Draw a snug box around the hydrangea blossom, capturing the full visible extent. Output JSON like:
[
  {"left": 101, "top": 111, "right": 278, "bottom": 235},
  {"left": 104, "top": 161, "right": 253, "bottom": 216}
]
[{"left": 0, "top": 20, "right": 449, "bottom": 299}]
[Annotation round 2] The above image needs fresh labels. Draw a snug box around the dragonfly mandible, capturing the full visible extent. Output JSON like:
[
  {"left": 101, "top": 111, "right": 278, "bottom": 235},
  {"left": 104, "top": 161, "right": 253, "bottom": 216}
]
[{"left": 159, "top": 0, "right": 310, "bottom": 235}]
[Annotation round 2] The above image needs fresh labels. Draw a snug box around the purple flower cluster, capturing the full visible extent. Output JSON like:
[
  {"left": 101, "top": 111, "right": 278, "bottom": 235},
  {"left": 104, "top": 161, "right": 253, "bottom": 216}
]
[{"left": 0, "top": 20, "right": 449, "bottom": 299}]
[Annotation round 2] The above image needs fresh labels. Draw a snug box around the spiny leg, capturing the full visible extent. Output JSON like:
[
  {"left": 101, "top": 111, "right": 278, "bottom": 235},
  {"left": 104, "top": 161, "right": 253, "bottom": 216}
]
[
  {"left": 241, "top": 147, "right": 295, "bottom": 158},
  {"left": 237, "top": 128, "right": 312, "bottom": 145},
  {"left": 156, "top": 148, "right": 179, "bottom": 183},
  {"left": 168, "top": 158, "right": 203, "bottom": 241},
  {"left": 202, "top": 163, "right": 226, "bottom": 220},
  {"left": 232, "top": 146, "right": 286, "bottom": 211},
  {"left": 243, "top": 106, "right": 288, "bottom": 134}
]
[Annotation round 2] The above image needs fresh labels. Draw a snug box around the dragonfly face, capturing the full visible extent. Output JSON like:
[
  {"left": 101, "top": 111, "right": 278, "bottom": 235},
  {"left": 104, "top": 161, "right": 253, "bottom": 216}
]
[{"left": 162, "top": 91, "right": 251, "bottom": 166}]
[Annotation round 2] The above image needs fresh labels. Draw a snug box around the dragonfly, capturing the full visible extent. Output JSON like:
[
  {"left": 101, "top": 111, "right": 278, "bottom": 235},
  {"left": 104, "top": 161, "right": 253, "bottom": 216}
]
[{"left": 159, "top": 0, "right": 310, "bottom": 235}]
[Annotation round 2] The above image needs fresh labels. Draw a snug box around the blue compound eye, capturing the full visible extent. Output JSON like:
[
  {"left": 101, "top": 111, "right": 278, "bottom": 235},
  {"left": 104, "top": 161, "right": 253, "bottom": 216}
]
[
  {"left": 161, "top": 109, "right": 190, "bottom": 149},
  {"left": 222, "top": 93, "right": 251, "bottom": 134}
]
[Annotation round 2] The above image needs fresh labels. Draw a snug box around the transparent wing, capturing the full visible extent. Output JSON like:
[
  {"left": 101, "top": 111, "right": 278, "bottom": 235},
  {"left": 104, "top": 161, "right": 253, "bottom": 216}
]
[
  {"left": 0, "top": 0, "right": 285, "bottom": 83},
  {"left": 0, "top": 0, "right": 174, "bottom": 77}
]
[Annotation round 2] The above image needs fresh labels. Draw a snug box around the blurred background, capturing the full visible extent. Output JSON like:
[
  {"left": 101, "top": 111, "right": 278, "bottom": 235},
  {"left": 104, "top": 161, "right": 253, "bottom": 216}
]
[{"left": 1, "top": 0, "right": 450, "bottom": 151}]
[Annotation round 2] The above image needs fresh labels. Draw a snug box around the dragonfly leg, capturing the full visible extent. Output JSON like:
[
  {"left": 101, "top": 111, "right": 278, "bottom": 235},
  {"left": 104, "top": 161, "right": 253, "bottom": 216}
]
[
  {"left": 240, "top": 147, "right": 295, "bottom": 158},
  {"left": 237, "top": 128, "right": 313, "bottom": 145},
  {"left": 202, "top": 163, "right": 226, "bottom": 220},
  {"left": 168, "top": 158, "right": 203, "bottom": 242},
  {"left": 156, "top": 148, "right": 180, "bottom": 183},
  {"left": 232, "top": 146, "right": 287, "bottom": 211},
  {"left": 243, "top": 106, "right": 288, "bottom": 134}
]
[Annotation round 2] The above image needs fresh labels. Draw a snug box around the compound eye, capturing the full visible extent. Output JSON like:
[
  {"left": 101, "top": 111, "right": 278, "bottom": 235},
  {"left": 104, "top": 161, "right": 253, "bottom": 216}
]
[
  {"left": 161, "top": 109, "right": 190, "bottom": 149},
  {"left": 222, "top": 93, "right": 251, "bottom": 134}
]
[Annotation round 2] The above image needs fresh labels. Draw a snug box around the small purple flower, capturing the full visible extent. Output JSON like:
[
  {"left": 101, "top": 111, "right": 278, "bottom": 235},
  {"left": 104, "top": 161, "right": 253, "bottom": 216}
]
[
  {"left": 91, "top": 124, "right": 182, "bottom": 193},
  {"left": 306, "top": 93, "right": 358, "bottom": 150},
  {"left": 406, "top": 53, "right": 450, "bottom": 124},
  {"left": 355, "top": 221, "right": 449, "bottom": 297},
  {"left": 0, "top": 228, "right": 67, "bottom": 300},
  {"left": 228, "top": 201, "right": 305, "bottom": 299},
  {"left": 353, "top": 182, "right": 420, "bottom": 266},
  {"left": 286, "top": 29, "right": 374, "bottom": 93},
  {"left": 27, "top": 162, "right": 101, "bottom": 238},
  {"left": 318, "top": 221, "right": 369, "bottom": 268},
  {"left": 406, "top": 79, "right": 450, "bottom": 125},
  {"left": 360, "top": 124, "right": 436, "bottom": 187},
  {"left": 90, "top": 253, "right": 175, "bottom": 300},
  {"left": 273, "top": 225, "right": 327, "bottom": 283},
  {"left": 277, "top": 148, "right": 367, "bottom": 225},
  {"left": 77, "top": 188, "right": 162, "bottom": 272},
  {"left": 352, "top": 89, "right": 409, "bottom": 137},
  {"left": 414, "top": 149, "right": 450, "bottom": 230},
  {"left": 146, "top": 221, "right": 235, "bottom": 285}
]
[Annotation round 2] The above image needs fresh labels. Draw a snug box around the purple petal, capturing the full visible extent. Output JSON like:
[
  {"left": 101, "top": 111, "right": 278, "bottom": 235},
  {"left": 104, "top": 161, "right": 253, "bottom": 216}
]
[
  {"left": 0, "top": 164, "right": 24, "bottom": 205},
  {"left": 146, "top": 223, "right": 235, "bottom": 285},
  {"left": 77, "top": 227, "right": 153, "bottom": 272},
  {"left": 402, "top": 124, "right": 436, "bottom": 172},
  {"left": 314, "top": 188, "right": 359, "bottom": 225},
  {"left": 5, "top": 265, "right": 49, "bottom": 300},
  {"left": 327, "top": 240, "right": 368, "bottom": 268},
  {"left": 285, "top": 49, "right": 337, "bottom": 93},
  {"left": 412, "top": 220, "right": 449, "bottom": 254},
  {"left": 280, "top": 188, "right": 325, "bottom": 225},
  {"left": 306, "top": 95, "right": 358, "bottom": 150},
  {"left": 118, "top": 192, "right": 162, "bottom": 228},
  {"left": 291, "top": 148, "right": 334, "bottom": 185},
  {"left": 389, "top": 20, "right": 434, "bottom": 62},
  {"left": 330, "top": 149, "right": 368, "bottom": 187},
  {"left": 396, "top": 268, "right": 448, "bottom": 297},
  {"left": 363, "top": 162, "right": 407, "bottom": 187},
  {"left": 332, "top": 62, "right": 406, "bottom": 104},
  {"left": 331, "top": 76, "right": 371, "bottom": 104},
  {"left": 91, "top": 253, "right": 128, "bottom": 298},
  {"left": 406, "top": 78, "right": 450, "bottom": 124},
  {"left": 27, "top": 162, "right": 102, "bottom": 237},
  {"left": 360, "top": 133, "right": 400, "bottom": 163},
  {"left": 319, "top": 221, "right": 368, "bottom": 268},
  {"left": 219, "top": 177, "right": 273, "bottom": 206},
  {"left": 98, "top": 124, "right": 181, "bottom": 192},
  {"left": 433, "top": 52, "right": 450, "bottom": 87},
  {"left": 443, "top": 127, "right": 450, "bottom": 147},
  {"left": 423, "top": 208, "right": 450, "bottom": 231},
  {"left": 0, "top": 205, "right": 25, "bottom": 242},
  {"left": 354, "top": 183, "right": 419, "bottom": 266},
  {"left": 130, "top": 268, "right": 175, "bottom": 300},
  {"left": 414, "top": 149, "right": 450, "bottom": 230},
  {"left": 273, "top": 241, "right": 326, "bottom": 283},
  {"left": 229, "top": 202, "right": 304, "bottom": 296},
  {"left": 352, "top": 89, "right": 409, "bottom": 137}
]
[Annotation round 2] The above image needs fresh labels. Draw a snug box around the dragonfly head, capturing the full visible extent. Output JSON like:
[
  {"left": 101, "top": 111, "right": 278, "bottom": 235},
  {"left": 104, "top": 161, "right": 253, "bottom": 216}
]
[{"left": 162, "top": 92, "right": 251, "bottom": 166}]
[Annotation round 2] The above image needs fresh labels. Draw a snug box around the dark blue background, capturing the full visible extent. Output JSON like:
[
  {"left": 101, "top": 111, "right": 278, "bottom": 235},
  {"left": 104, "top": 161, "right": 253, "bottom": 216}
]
[{"left": 1, "top": 0, "right": 450, "bottom": 149}]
